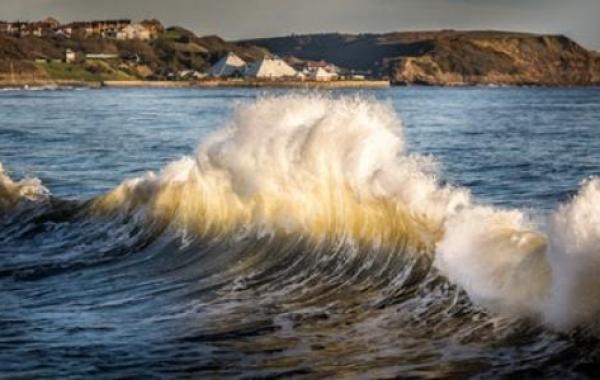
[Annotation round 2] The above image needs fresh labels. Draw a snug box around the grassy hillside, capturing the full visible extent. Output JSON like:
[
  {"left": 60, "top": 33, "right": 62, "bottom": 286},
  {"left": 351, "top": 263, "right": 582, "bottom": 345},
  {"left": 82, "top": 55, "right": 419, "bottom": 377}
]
[{"left": 0, "top": 26, "right": 269, "bottom": 82}]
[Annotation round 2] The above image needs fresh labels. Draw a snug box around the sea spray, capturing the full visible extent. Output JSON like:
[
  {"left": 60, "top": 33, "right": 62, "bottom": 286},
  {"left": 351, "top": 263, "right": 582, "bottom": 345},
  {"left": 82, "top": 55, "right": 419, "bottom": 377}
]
[
  {"left": 94, "top": 95, "right": 470, "bottom": 250},
  {"left": 434, "top": 206, "right": 551, "bottom": 316},
  {"left": 0, "top": 162, "right": 48, "bottom": 211},
  {"left": 545, "top": 178, "right": 600, "bottom": 329},
  {"left": 435, "top": 177, "right": 600, "bottom": 329}
]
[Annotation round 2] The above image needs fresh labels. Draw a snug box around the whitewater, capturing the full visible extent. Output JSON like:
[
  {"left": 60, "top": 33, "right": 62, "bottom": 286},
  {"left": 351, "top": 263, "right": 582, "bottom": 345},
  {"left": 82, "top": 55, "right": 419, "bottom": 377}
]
[{"left": 2, "top": 88, "right": 600, "bottom": 378}]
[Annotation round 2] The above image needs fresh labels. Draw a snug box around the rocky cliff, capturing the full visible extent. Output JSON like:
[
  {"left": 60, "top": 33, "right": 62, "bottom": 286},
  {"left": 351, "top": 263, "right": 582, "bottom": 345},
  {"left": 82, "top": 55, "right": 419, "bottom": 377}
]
[
  {"left": 244, "top": 31, "right": 600, "bottom": 86},
  {"left": 390, "top": 32, "right": 600, "bottom": 86}
]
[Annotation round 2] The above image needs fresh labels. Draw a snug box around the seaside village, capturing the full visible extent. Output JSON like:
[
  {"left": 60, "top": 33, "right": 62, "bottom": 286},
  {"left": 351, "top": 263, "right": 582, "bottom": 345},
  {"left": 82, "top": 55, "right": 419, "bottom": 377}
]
[
  {"left": 0, "top": 17, "right": 161, "bottom": 40},
  {"left": 206, "top": 52, "right": 343, "bottom": 81},
  {"left": 0, "top": 17, "right": 353, "bottom": 82}
]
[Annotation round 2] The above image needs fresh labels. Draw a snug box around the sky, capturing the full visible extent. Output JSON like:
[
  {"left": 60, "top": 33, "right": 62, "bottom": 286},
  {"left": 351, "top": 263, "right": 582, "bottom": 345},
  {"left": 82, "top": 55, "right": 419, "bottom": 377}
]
[{"left": 1, "top": 0, "right": 599, "bottom": 50}]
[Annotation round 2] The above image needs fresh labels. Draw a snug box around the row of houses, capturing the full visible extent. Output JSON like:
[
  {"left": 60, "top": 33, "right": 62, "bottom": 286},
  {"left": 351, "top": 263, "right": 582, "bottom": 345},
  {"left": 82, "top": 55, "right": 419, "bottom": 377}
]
[
  {"left": 208, "top": 52, "right": 340, "bottom": 81},
  {"left": 0, "top": 17, "right": 162, "bottom": 40}
]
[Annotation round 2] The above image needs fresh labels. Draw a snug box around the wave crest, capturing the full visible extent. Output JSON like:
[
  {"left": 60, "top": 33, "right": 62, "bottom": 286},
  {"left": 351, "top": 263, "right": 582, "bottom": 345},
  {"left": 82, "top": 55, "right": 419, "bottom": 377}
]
[{"left": 94, "top": 95, "right": 470, "bottom": 251}]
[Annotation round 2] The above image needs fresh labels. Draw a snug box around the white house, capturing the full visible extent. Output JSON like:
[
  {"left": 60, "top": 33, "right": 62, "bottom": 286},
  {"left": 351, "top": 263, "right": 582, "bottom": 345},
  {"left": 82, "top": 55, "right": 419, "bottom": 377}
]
[
  {"left": 55, "top": 27, "right": 72, "bottom": 38},
  {"left": 178, "top": 70, "right": 207, "bottom": 80},
  {"left": 244, "top": 57, "right": 297, "bottom": 79},
  {"left": 208, "top": 52, "right": 246, "bottom": 77},
  {"left": 116, "top": 23, "right": 151, "bottom": 40},
  {"left": 65, "top": 48, "right": 76, "bottom": 63},
  {"left": 307, "top": 67, "right": 338, "bottom": 81}
]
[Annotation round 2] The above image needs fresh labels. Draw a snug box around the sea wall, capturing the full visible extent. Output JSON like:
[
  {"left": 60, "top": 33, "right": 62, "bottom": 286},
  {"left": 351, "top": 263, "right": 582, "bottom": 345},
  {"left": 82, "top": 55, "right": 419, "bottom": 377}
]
[{"left": 102, "top": 79, "right": 390, "bottom": 89}]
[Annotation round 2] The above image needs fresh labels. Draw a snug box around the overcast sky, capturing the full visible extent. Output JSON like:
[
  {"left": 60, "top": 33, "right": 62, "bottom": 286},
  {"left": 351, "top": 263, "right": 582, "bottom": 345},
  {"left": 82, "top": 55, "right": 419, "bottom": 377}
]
[{"left": 2, "top": 0, "right": 599, "bottom": 49}]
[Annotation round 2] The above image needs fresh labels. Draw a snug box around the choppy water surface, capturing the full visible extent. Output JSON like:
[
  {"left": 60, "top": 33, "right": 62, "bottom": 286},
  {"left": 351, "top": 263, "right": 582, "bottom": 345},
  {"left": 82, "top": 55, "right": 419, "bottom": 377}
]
[{"left": 1, "top": 87, "right": 600, "bottom": 378}]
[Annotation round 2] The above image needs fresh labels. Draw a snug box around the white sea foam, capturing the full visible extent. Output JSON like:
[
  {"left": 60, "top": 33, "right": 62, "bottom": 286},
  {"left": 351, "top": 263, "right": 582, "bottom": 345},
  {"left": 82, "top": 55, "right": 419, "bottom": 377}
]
[
  {"left": 434, "top": 206, "right": 550, "bottom": 316},
  {"left": 0, "top": 163, "right": 48, "bottom": 211},
  {"left": 544, "top": 178, "right": 600, "bottom": 329},
  {"left": 435, "top": 173, "right": 600, "bottom": 330},
  {"left": 96, "top": 95, "right": 470, "bottom": 247}
]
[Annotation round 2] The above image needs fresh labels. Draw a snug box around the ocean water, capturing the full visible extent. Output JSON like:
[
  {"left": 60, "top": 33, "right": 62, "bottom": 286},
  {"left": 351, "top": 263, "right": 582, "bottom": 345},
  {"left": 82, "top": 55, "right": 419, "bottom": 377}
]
[{"left": 1, "top": 87, "right": 600, "bottom": 378}]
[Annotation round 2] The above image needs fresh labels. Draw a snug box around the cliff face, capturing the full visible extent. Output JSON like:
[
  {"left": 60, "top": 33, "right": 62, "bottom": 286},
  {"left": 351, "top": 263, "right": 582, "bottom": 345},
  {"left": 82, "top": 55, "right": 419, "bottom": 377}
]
[
  {"left": 390, "top": 33, "right": 600, "bottom": 86},
  {"left": 244, "top": 31, "right": 600, "bottom": 86}
]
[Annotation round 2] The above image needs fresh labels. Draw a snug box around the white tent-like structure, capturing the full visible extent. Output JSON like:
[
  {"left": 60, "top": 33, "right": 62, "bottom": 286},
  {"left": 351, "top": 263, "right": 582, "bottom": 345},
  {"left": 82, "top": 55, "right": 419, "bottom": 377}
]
[
  {"left": 244, "top": 57, "right": 297, "bottom": 79},
  {"left": 208, "top": 52, "right": 246, "bottom": 77}
]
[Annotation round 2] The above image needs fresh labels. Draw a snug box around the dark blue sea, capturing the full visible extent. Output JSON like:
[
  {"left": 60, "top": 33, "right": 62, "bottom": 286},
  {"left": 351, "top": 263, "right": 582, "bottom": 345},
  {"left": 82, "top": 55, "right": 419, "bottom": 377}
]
[{"left": 1, "top": 86, "right": 600, "bottom": 378}]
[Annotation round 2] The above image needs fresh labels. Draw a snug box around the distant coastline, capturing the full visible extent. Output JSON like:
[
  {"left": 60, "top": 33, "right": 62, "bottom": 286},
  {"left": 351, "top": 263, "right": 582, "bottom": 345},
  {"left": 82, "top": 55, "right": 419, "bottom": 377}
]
[
  {"left": 4, "top": 78, "right": 600, "bottom": 91},
  {"left": 1, "top": 18, "right": 599, "bottom": 87}
]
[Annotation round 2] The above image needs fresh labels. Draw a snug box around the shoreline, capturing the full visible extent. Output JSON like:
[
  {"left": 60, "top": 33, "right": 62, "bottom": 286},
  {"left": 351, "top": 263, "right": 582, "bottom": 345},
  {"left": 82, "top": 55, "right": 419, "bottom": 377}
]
[
  {"left": 0, "top": 80, "right": 102, "bottom": 89},
  {"left": 0, "top": 79, "right": 390, "bottom": 89},
  {"left": 1, "top": 79, "right": 599, "bottom": 90},
  {"left": 0, "top": 79, "right": 102, "bottom": 89},
  {"left": 102, "top": 79, "right": 391, "bottom": 89}
]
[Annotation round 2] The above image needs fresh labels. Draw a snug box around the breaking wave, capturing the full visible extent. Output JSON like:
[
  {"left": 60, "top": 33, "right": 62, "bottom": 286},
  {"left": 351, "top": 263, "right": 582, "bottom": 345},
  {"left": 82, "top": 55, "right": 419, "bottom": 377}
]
[
  {"left": 2, "top": 94, "right": 600, "bottom": 333},
  {"left": 93, "top": 96, "right": 468, "bottom": 249}
]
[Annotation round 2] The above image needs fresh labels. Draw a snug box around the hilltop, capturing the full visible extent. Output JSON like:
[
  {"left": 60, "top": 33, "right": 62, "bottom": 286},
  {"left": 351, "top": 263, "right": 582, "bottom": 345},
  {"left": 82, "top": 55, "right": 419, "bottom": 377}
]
[{"left": 243, "top": 31, "right": 600, "bottom": 86}]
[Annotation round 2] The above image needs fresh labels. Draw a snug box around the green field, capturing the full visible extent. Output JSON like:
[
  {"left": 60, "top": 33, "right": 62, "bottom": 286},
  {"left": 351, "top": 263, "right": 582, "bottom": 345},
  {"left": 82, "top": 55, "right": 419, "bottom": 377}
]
[{"left": 38, "top": 61, "right": 135, "bottom": 81}]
